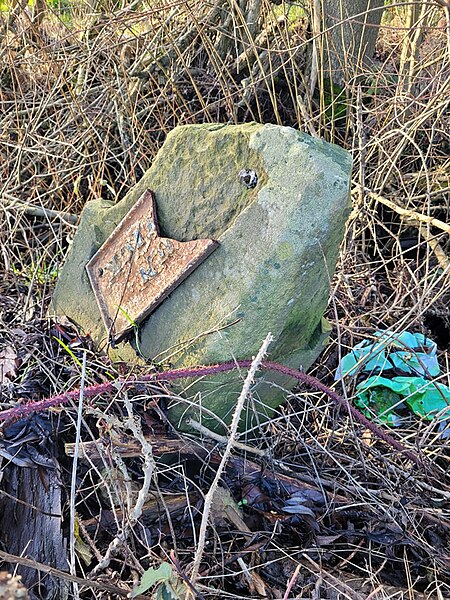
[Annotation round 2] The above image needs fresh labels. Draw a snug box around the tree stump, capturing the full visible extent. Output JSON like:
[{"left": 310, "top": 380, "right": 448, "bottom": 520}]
[{"left": 0, "top": 464, "right": 69, "bottom": 600}]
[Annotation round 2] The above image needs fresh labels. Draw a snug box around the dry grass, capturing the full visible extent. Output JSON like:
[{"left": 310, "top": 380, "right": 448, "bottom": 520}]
[{"left": 0, "top": 0, "right": 449, "bottom": 599}]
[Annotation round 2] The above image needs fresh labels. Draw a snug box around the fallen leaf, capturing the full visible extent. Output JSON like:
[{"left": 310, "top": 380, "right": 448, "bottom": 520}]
[
  {"left": 212, "top": 487, "right": 251, "bottom": 532},
  {"left": 248, "top": 569, "right": 267, "bottom": 597},
  {"left": 0, "top": 346, "right": 19, "bottom": 383},
  {"left": 361, "top": 428, "right": 374, "bottom": 447},
  {"left": 315, "top": 533, "right": 343, "bottom": 546},
  {"left": 237, "top": 558, "right": 267, "bottom": 597}
]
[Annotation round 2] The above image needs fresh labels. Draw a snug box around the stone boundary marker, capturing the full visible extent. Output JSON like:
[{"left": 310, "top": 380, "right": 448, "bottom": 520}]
[{"left": 52, "top": 123, "right": 352, "bottom": 432}]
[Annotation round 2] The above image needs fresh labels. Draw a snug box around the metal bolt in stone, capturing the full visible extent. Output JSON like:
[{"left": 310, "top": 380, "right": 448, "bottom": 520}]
[{"left": 239, "top": 169, "right": 258, "bottom": 189}]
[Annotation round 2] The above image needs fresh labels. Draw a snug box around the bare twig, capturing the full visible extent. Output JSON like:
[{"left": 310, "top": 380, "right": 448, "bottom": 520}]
[
  {"left": 69, "top": 351, "right": 87, "bottom": 599},
  {"left": 282, "top": 563, "right": 302, "bottom": 600},
  {"left": 406, "top": 218, "right": 450, "bottom": 271},
  {"left": 1, "top": 195, "right": 79, "bottom": 225},
  {"left": 0, "top": 549, "right": 148, "bottom": 599},
  {"left": 186, "top": 418, "right": 268, "bottom": 457},
  {"left": 354, "top": 185, "right": 450, "bottom": 234},
  {"left": 189, "top": 333, "right": 273, "bottom": 587},
  {"left": 89, "top": 392, "right": 156, "bottom": 576}
]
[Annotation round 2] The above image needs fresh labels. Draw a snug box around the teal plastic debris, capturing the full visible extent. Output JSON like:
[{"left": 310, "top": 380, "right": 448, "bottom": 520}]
[
  {"left": 335, "top": 330, "right": 439, "bottom": 380},
  {"left": 355, "top": 376, "right": 450, "bottom": 425},
  {"left": 335, "top": 330, "right": 450, "bottom": 430}
]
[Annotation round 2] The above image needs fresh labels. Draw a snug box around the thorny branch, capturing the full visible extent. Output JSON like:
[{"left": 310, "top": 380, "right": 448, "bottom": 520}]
[{"left": 0, "top": 358, "right": 422, "bottom": 466}]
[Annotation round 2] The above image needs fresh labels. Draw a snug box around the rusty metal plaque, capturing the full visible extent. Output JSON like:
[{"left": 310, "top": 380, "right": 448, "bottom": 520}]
[{"left": 86, "top": 189, "right": 218, "bottom": 342}]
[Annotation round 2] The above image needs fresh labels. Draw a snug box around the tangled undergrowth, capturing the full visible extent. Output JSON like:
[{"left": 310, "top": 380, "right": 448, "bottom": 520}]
[{"left": 0, "top": 0, "right": 449, "bottom": 598}]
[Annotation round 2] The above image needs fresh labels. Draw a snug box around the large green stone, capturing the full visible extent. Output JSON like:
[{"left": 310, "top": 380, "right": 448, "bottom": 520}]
[{"left": 52, "top": 123, "right": 352, "bottom": 432}]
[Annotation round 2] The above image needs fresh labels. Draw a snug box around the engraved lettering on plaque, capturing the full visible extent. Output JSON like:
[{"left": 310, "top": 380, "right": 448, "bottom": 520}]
[{"left": 86, "top": 189, "right": 218, "bottom": 342}]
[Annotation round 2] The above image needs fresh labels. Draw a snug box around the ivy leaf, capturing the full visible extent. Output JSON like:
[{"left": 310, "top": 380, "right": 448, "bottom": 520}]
[{"left": 131, "top": 562, "right": 173, "bottom": 597}]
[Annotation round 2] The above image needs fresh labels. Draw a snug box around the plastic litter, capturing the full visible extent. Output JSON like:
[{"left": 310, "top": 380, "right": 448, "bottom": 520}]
[{"left": 335, "top": 330, "right": 450, "bottom": 431}]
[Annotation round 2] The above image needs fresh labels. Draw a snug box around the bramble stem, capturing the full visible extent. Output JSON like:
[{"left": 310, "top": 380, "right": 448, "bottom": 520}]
[{"left": 0, "top": 358, "right": 421, "bottom": 465}]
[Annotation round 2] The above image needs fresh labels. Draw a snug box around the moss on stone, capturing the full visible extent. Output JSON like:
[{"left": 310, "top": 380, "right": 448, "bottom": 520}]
[{"left": 51, "top": 123, "right": 352, "bottom": 433}]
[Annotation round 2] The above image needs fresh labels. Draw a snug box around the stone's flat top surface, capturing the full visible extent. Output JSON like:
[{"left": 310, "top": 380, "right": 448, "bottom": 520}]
[{"left": 86, "top": 189, "right": 218, "bottom": 341}]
